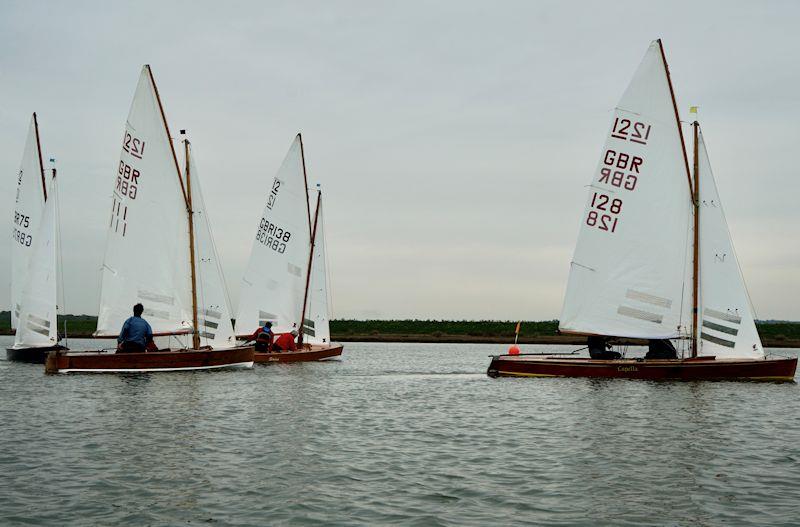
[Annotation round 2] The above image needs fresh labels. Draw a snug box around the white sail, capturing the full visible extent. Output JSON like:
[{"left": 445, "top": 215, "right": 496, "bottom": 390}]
[
  {"left": 559, "top": 41, "right": 693, "bottom": 339},
  {"left": 13, "top": 176, "right": 59, "bottom": 349},
  {"left": 186, "top": 143, "right": 237, "bottom": 348},
  {"left": 304, "top": 196, "right": 331, "bottom": 344},
  {"left": 236, "top": 135, "right": 311, "bottom": 335},
  {"left": 95, "top": 66, "right": 193, "bottom": 337},
  {"left": 11, "top": 115, "right": 47, "bottom": 330},
  {"left": 696, "top": 131, "right": 763, "bottom": 359}
]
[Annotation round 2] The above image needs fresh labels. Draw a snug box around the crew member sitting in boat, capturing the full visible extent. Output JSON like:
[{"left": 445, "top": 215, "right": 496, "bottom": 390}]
[
  {"left": 645, "top": 339, "right": 678, "bottom": 359},
  {"left": 588, "top": 335, "right": 621, "bottom": 360},
  {"left": 117, "top": 303, "right": 153, "bottom": 353},
  {"left": 252, "top": 321, "right": 274, "bottom": 352},
  {"left": 272, "top": 329, "right": 298, "bottom": 352}
]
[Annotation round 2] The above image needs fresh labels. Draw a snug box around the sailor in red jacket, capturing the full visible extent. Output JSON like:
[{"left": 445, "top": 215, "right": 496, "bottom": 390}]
[{"left": 272, "top": 329, "right": 298, "bottom": 352}]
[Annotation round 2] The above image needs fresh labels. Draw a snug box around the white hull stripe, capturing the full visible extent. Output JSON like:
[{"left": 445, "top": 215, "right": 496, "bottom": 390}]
[{"left": 58, "top": 361, "right": 254, "bottom": 374}]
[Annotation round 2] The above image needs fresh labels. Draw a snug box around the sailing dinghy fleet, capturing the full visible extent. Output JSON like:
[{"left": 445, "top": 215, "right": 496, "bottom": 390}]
[
  {"left": 6, "top": 41, "right": 796, "bottom": 380},
  {"left": 4, "top": 65, "right": 341, "bottom": 373},
  {"left": 487, "top": 40, "right": 797, "bottom": 381}
]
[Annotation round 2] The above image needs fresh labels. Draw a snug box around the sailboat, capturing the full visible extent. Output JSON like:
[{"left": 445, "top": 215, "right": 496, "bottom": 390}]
[
  {"left": 45, "top": 65, "right": 253, "bottom": 373},
  {"left": 487, "top": 40, "right": 796, "bottom": 381},
  {"left": 7, "top": 114, "right": 67, "bottom": 362},
  {"left": 235, "top": 135, "right": 343, "bottom": 362}
]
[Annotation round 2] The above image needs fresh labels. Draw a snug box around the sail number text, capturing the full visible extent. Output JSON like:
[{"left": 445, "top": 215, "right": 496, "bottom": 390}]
[
  {"left": 599, "top": 150, "right": 641, "bottom": 191},
  {"left": 266, "top": 178, "right": 281, "bottom": 210},
  {"left": 586, "top": 192, "right": 621, "bottom": 233},
  {"left": 611, "top": 118, "right": 651, "bottom": 145},
  {"left": 123, "top": 132, "right": 146, "bottom": 159},
  {"left": 256, "top": 218, "right": 291, "bottom": 254},
  {"left": 117, "top": 161, "right": 140, "bottom": 200},
  {"left": 12, "top": 211, "right": 32, "bottom": 246}
]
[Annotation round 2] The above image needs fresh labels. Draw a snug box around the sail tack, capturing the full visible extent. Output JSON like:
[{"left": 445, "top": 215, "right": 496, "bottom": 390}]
[
  {"left": 304, "top": 196, "right": 331, "bottom": 344},
  {"left": 236, "top": 135, "right": 311, "bottom": 335},
  {"left": 696, "top": 131, "right": 763, "bottom": 359},
  {"left": 95, "top": 66, "right": 193, "bottom": 337},
  {"left": 559, "top": 41, "right": 693, "bottom": 340},
  {"left": 186, "top": 144, "right": 237, "bottom": 348},
  {"left": 13, "top": 176, "right": 59, "bottom": 349},
  {"left": 11, "top": 115, "right": 47, "bottom": 330}
]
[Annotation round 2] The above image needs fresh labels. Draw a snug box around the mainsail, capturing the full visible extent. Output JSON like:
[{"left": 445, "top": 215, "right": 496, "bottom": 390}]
[
  {"left": 559, "top": 40, "right": 693, "bottom": 339},
  {"left": 11, "top": 115, "right": 47, "bottom": 330},
  {"left": 236, "top": 135, "right": 311, "bottom": 335},
  {"left": 95, "top": 66, "right": 194, "bottom": 337},
  {"left": 304, "top": 195, "right": 331, "bottom": 344},
  {"left": 696, "top": 131, "right": 763, "bottom": 359},
  {"left": 186, "top": 143, "right": 237, "bottom": 348},
  {"left": 13, "top": 175, "right": 59, "bottom": 349}
]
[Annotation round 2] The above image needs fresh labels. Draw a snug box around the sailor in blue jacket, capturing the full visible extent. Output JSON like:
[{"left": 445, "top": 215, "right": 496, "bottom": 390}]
[{"left": 117, "top": 303, "right": 153, "bottom": 353}]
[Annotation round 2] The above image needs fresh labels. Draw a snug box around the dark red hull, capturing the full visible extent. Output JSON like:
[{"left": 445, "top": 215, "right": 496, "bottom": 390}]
[
  {"left": 487, "top": 355, "right": 797, "bottom": 381},
  {"left": 6, "top": 345, "right": 68, "bottom": 364},
  {"left": 254, "top": 344, "right": 343, "bottom": 363},
  {"left": 45, "top": 346, "right": 254, "bottom": 374}
]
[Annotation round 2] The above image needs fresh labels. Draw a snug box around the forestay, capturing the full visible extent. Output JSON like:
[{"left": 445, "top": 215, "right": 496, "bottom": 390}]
[
  {"left": 304, "top": 196, "right": 331, "bottom": 344},
  {"left": 236, "top": 135, "right": 311, "bottom": 335},
  {"left": 696, "top": 131, "right": 763, "bottom": 359},
  {"left": 13, "top": 176, "right": 59, "bottom": 349},
  {"left": 560, "top": 41, "right": 693, "bottom": 339},
  {"left": 186, "top": 144, "right": 237, "bottom": 348},
  {"left": 95, "top": 66, "right": 194, "bottom": 337},
  {"left": 11, "top": 115, "right": 47, "bottom": 330}
]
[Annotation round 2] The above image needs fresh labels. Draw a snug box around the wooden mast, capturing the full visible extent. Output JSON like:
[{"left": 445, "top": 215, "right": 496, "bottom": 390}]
[
  {"left": 297, "top": 133, "right": 312, "bottom": 237},
  {"left": 184, "top": 138, "right": 201, "bottom": 350},
  {"left": 657, "top": 39, "right": 693, "bottom": 194},
  {"left": 298, "top": 191, "right": 321, "bottom": 346},
  {"left": 691, "top": 121, "right": 700, "bottom": 357},
  {"left": 32, "top": 112, "right": 47, "bottom": 201}
]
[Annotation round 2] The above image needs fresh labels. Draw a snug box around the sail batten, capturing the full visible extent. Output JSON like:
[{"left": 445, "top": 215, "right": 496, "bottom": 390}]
[{"left": 559, "top": 40, "right": 693, "bottom": 339}]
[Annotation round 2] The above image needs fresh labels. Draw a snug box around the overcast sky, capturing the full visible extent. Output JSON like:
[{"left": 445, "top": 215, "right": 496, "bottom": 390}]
[{"left": 1, "top": 1, "right": 798, "bottom": 320}]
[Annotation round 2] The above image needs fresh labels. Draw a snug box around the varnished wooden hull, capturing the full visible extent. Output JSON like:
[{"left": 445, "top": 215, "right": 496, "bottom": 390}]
[
  {"left": 487, "top": 355, "right": 797, "bottom": 381},
  {"left": 254, "top": 344, "right": 343, "bottom": 363},
  {"left": 6, "top": 345, "right": 68, "bottom": 364},
  {"left": 45, "top": 346, "right": 254, "bottom": 374}
]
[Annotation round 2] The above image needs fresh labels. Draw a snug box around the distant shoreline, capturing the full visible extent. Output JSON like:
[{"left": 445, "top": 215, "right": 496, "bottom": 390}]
[{"left": 1, "top": 329, "right": 797, "bottom": 348}]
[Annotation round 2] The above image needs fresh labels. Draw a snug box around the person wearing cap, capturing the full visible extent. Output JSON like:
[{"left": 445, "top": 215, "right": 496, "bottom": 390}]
[{"left": 272, "top": 329, "right": 298, "bottom": 352}]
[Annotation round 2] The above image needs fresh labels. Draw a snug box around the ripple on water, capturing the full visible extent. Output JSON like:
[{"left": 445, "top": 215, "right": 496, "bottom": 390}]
[{"left": 0, "top": 340, "right": 798, "bottom": 526}]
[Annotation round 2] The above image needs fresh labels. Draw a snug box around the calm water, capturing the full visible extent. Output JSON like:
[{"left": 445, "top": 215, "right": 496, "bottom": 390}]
[{"left": 1, "top": 337, "right": 798, "bottom": 526}]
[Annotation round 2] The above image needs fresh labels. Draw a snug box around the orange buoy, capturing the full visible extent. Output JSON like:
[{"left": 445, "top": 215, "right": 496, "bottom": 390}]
[{"left": 508, "top": 345, "right": 520, "bottom": 355}]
